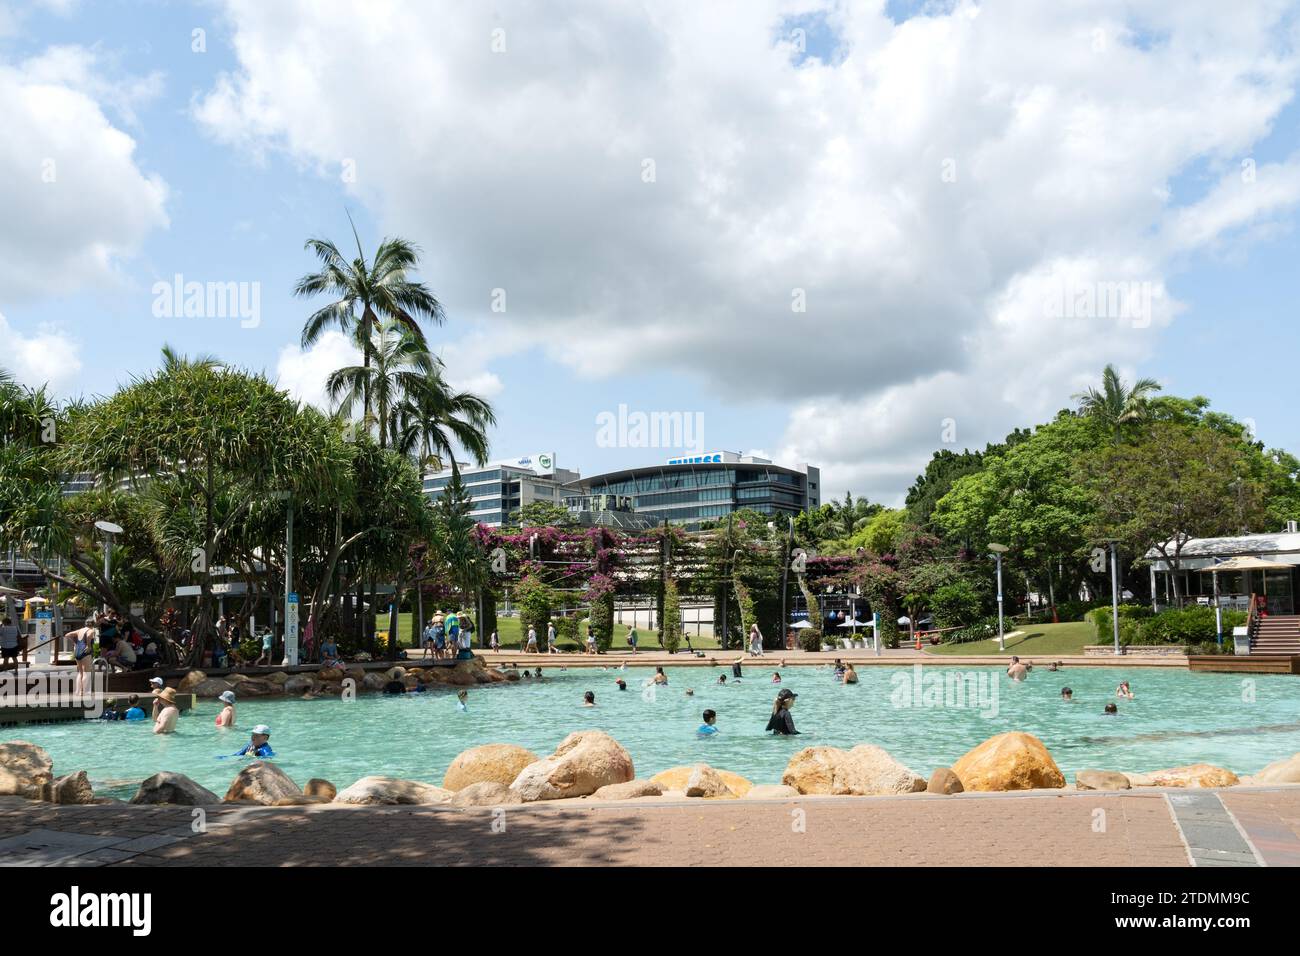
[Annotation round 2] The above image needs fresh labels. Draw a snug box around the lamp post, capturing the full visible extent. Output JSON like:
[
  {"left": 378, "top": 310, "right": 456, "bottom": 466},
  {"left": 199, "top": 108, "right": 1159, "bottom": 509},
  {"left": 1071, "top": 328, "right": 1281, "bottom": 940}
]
[
  {"left": 94, "top": 520, "right": 123, "bottom": 614},
  {"left": 989, "top": 543, "right": 1009, "bottom": 651},
  {"left": 1110, "top": 542, "right": 1121, "bottom": 656}
]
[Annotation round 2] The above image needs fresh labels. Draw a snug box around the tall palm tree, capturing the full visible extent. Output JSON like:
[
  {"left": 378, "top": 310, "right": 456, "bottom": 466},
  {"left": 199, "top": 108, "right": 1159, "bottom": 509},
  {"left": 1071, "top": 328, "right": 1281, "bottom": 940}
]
[
  {"left": 326, "top": 321, "right": 438, "bottom": 449},
  {"left": 1074, "top": 364, "right": 1162, "bottom": 443},
  {"left": 394, "top": 374, "right": 496, "bottom": 475},
  {"left": 295, "top": 214, "right": 444, "bottom": 425}
]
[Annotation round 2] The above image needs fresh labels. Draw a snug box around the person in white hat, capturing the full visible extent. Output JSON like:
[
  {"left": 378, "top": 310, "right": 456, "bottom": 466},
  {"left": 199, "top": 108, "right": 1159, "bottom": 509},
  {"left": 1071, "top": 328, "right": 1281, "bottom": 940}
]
[
  {"left": 148, "top": 677, "right": 166, "bottom": 721},
  {"left": 232, "top": 724, "right": 274, "bottom": 759},
  {"left": 216, "top": 690, "right": 236, "bottom": 728}
]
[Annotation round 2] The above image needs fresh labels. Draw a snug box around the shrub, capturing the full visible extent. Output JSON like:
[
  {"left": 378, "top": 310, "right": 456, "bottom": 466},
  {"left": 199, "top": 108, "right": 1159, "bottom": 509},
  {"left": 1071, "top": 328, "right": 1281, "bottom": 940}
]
[
  {"left": 1087, "top": 603, "right": 1152, "bottom": 639},
  {"left": 1054, "top": 600, "right": 1105, "bottom": 622},
  {"left": 947, "top": 616, "right": 1000, "bottom": 644},
  {"left": 798, "top": 628, "right": 824, "bottom": 652},
  {"left": 1137, "top": 606, "right": 1245, "bottom": 645},
  {"left": 662, "top": 578, "right": 681, "bottom": 654},
  {"left": 930, "top": 580, "right": 983, "bottom": 629}
]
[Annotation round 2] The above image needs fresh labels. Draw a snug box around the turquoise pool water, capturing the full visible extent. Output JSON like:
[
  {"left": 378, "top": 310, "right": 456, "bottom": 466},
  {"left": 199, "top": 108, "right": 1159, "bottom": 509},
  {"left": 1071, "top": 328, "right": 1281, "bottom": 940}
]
[{"left": 8, "top": 664, "right": 1299, "bottom": 800}]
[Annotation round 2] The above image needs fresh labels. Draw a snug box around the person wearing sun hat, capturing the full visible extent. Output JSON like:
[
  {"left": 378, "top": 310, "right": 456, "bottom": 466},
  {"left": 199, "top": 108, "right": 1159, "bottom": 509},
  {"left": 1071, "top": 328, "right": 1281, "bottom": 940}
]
[
  {"left": 152, "top": 686, "right": 180, "bottom": 735},
  {"left": 232, "top": 724, "right": 274, "bottom": 758},
  {"left": 216, "top": 690, "right": 236, "bottom": 728}
]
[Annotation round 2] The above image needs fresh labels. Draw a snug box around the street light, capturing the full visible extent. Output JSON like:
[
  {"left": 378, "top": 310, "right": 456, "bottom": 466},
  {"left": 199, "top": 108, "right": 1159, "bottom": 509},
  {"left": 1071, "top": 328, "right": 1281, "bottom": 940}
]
[
  {"left": 94, "top": 520, "right": 123, "bottom": 613},
  {"left": 989, "top": 543, "right": 1009, "bottom": 651}
]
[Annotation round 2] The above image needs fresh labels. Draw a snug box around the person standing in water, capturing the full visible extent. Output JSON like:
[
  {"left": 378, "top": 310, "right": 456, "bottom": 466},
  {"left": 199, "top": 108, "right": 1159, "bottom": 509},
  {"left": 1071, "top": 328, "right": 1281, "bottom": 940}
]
[
  {"left": 765, "top": 688, "right": 800, "bottom": 735},
  {"left": 215, "top": 690, "right": 236, "bottom": 728}
]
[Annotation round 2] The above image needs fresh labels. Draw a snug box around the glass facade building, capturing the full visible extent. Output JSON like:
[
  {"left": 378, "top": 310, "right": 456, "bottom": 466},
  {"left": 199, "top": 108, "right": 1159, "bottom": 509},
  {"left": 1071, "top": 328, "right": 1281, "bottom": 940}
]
[
  {"left": 423, "top": 454, "right": 579, "bottom": 528},
  {"left": 573, "top": 454, "right": 820, "bottom": 528}
]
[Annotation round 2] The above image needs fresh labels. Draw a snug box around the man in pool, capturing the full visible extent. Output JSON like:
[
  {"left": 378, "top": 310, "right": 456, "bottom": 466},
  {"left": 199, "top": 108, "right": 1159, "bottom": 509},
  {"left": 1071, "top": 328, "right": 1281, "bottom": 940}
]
[
  {"left": 1103, "top": 702, "right": 1118, "bottom": 715},
  {"left": 1060, "top": 687, "right": 1073, "bottom": 701},
  {"left": 232, "top": 724, "right": 275, "bottom": 758},
  {"left": 615, "top": 678, "right": 627, "bottom": 691},
  {"left": 1007, "top": 656, "right": 1028, "bottom": 682},
  {"left": 697, "top": 709, "right": 719, "bottom": 736},
  {"left": 153, "top": 687, "right": 180, "bottom": 735}
]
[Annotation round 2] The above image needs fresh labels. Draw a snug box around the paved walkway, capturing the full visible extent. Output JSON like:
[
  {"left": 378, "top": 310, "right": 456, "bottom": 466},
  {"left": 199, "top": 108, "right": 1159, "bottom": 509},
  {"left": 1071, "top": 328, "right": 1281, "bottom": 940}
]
[{"left": 3, "top": 787, "right": 1297, "bottom": 867}]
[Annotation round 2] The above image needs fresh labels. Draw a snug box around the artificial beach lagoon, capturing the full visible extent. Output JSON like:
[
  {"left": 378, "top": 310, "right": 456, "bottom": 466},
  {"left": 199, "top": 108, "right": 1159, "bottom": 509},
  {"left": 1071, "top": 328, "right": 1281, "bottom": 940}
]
[{"left": 9, "top": 657, "right": 1300, "bottom": 804}]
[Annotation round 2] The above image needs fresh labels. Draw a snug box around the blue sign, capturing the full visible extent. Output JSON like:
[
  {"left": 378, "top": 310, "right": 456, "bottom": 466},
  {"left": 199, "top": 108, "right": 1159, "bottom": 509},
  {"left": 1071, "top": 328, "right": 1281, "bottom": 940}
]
[
  {"left": 666, "top": 453, "right": 722, "bottom": 465},
  {"left": 288, "top": 593, "right": 299, "bottom": 604},
  {"left": 37, "top": 611, "right": 53, "bottom": 619}
]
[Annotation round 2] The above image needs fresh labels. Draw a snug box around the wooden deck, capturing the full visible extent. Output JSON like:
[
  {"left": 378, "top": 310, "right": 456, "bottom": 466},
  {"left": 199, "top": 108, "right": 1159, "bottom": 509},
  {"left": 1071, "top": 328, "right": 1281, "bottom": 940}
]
[{"left": 1188, "top": 654, "right": 1300, "bottom": 675}]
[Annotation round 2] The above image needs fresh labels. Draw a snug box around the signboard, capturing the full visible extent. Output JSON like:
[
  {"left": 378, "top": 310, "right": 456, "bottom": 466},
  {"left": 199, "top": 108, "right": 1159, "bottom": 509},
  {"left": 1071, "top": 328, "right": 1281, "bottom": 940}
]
[
  {"left": 666, "top": 453, "right": 723, "bottom": 465},
  {"left": 285, "top": 592, "right": 300, "bottom": 666},
  {"left": 31, "top": 617, "right": 54, "bottom": 665}
]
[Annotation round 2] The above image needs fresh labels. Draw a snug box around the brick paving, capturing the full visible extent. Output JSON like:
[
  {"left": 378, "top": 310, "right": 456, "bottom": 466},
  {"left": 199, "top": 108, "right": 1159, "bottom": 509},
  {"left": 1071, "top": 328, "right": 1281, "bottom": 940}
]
[
  {"left": 0, "top": 788, "right": 1252, "bottom": 867},
  {"left": 1220, "top": 788, "right": 1300, "bottom": 867}
]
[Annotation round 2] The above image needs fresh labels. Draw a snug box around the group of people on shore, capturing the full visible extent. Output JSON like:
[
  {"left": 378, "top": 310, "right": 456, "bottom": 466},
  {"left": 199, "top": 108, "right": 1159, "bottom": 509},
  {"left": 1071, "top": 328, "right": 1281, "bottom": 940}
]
[{"left": 421, "top": 610, "right": 475, "bottom": 660}]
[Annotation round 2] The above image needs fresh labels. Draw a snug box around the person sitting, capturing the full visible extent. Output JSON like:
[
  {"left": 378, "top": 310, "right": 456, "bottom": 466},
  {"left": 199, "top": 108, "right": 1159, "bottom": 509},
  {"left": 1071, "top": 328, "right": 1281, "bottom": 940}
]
[
  {"left": 232, "top": 725, "right": 274, "bottom": 758},
  {"left": 108, "top": 635, "right": 138, "bottom": 672},
  {"left": 697, "top": 709, "right": 719, "bottom": 736},
  {"left": 765, "top": 688, "right": 800, "bottom": 735}
]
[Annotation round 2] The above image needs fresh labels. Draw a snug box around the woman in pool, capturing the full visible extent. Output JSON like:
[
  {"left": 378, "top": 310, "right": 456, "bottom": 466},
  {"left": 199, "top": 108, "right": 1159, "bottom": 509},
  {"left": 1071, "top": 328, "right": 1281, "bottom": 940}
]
[
  {"left": 456, "top": 690, "right": 469, "bottom": 711},
  {"left": 652, "top": 666, "right": 668, "bottom": 685},
  {"left": 771, "top": 671, "right": 782, "bottom": 683},
  {"left": 842, "top": 663, "right": 858, "bottom": 685},
  {"left": 765, "top": 688, "right": 800, "bottom": 735},
  {"left": 1116, "top": 681, "right": 1135, "bottom": 700},
  {"left": 1061, "top": 686, "right": 1073, "bottom": 701},
  {"left": 215, "top": 690, "right": 236, "bottom": 728},
  {"left": 582, "top": 691, "right": 596, "bottom": 707}
]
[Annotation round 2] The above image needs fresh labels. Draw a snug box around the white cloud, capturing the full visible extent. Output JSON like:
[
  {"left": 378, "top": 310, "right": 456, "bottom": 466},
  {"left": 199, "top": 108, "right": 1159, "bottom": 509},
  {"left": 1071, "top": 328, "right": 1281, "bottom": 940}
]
[
  {"left": 196, "top": 0, "right": 1300, "bottom": 501},
  {"left": 273, "top": 330, "right": 361, "bottom": 410},
  {"left": 0, "top": 46, "right": 169, "bottom": 304},
  {"left": 0, "top": 309, "right": 83, "bottom": 393}
]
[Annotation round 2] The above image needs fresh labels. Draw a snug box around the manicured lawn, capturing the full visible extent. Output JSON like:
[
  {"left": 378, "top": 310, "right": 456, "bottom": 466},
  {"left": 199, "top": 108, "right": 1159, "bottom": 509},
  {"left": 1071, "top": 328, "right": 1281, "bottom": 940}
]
[
  {"left": 925, "top": 620, "right": 1097, "bottom": 656},
  {"left": 376, "top": 612, "right": 724, "bottom": 650}
]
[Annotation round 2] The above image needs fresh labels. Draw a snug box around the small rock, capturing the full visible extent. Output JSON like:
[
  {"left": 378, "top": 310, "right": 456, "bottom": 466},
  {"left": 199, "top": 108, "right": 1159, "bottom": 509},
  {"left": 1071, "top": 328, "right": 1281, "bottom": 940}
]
[
  {"left": 131, "top": 771, "right": 221, "bottom": 806},
  {"left": 686, "top": 764, "right": 737, "bottom": 798},
  {"left": 592, "top": 779, "right": 664, "bottom": 800},
  {"left": 450, "top": 781, "right": 523, "bottom": 807},
  {"left": 650, "top": 765, "right": 754, "bottom": 797},
  {"left": 48, "top": 771, "right": 95, "bottom": 805},
  {"left": 304, "top": 778, "right": 337, "bottom": 800},
  {"left": 334, "top": 776, "right": 451, "bottom": 805},
  {"left": 224, "top": 761, "right": 302, "bottom": 804},
  {"left": 744, "top": 784, "right": 801, "bottom": 800},
  {"left": 1075, "top": 769, "right": 1131, "bottom": 791},
  {"left": 927, "top": 767, "right": 964, "bottom": 794}
]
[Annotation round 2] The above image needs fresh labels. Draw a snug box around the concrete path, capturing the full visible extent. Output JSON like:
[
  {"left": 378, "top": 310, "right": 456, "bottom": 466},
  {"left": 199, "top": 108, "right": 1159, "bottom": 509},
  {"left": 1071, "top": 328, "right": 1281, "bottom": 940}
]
[{"left": 3, "top": 787, "right": 1297, "bottom": 867}]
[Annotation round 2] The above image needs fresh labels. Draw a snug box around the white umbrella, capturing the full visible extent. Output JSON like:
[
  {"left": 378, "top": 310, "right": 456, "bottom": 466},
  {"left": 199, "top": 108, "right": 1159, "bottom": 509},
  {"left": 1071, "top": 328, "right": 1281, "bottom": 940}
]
[{"left": 790, "top": 619, "right": 814, "bottom": 629}]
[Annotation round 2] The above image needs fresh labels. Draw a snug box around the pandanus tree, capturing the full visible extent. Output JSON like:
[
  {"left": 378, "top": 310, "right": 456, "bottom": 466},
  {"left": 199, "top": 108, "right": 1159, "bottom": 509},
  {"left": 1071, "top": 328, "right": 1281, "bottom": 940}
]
[{"left": 60, "top": 358, "right": 352, "bottom": 665}]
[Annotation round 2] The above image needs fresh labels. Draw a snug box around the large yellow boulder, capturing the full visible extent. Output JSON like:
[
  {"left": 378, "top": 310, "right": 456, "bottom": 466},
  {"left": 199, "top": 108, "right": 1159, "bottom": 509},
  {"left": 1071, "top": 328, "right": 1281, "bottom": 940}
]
[
  {"left": 651, "top": 765, "right": 753, "bottom": 797},
  {"left": 443, "top": 743, "right": 539, "bottom": 791},
  {"left": 1244, "top": 752, "right": 1300, "bottom": 785},
  {"left": 951, "top": 732, "right": 1065, "bottom": 791},
  {"left": 1138, "top": 764, "right": 1239, "bottom": 789}
]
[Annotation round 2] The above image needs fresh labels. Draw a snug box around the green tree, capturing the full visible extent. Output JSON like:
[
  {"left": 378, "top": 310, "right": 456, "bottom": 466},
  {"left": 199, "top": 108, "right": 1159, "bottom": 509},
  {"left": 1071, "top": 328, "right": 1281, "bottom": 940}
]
[{"left": 1073, "top": 364, "right": 1162, "bottom": 444}]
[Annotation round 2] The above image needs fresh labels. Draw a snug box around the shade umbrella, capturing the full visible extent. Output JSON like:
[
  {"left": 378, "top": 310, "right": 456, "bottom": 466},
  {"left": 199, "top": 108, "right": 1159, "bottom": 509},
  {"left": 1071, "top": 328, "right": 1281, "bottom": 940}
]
[
  {"left": 0, "top": 583, "right": 26, "bottom": 597},
  {"left": 1197, "top": 556, "right": 1289, "bottom": 572},
  {"left": 790, "top": 619, "right": 814, "bottom": 629}
]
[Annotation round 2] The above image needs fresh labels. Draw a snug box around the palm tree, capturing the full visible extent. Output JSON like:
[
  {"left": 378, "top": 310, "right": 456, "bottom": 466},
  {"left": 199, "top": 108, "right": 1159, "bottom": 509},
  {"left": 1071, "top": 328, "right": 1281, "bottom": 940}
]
[
  {"left": 1074, "top": 364, "right": 1162, "bottom": 443},
  {"left": 325, "top": 321, "right": 437, "bottom": 449},
  {"left": 394, "top": 374, "right": 496, "bottom": 475},
  {"left": 295, "top": 214, "right": 444, "bottom": 425}
]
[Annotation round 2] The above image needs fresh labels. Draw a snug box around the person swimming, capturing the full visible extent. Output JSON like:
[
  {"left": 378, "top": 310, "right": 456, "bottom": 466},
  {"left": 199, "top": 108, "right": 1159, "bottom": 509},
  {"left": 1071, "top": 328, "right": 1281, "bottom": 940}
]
[
  {"left": 456, "top": 690, "right": 469, "bottom": 711},
  {"left": 697, "top": 709, "right": 719, "bottom": 736},
  {"left": 1116, "top": 681, "right": 1135, "bottom": 700},
  {"left": 1103, "top": 702, "right": 1118, "bottom": 715},
  {"left": 615, "top": 678, "right": 627, "bottom": 691},
  {"left": 717, "top": 674, "right": 727, "bottom": 685},
  {"left": 582, "top": 690, "right": 596, "bottom": 707},
  {"left": 771, "top": 672, "right": 782, "bottom": 683},
  {"left": 765, "top": 689, "right": 800, "bottom": 735},
  {"left": 1061, "top": 686, "right": 1074, "bottom": 701},
  {"left": 230, "top": 725, "right": 274, "bottom": 758},
  {"left": 685, "top": 688, "right": 694, "bottom": 696}
]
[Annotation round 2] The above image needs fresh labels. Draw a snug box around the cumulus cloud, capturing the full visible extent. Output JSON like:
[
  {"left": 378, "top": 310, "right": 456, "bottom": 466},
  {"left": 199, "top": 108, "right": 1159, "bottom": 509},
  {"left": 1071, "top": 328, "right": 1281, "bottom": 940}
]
[
  {"left": 0, "top": 46, "right": 168, "bottom": 303},
  {"left": 0, "top": 309, "right": 83, "bottom": 393},
  {"left": 196, "top": 0, "right": 1300, "bottom": 501},
  {"left": 273, "top": 330, "right": 361, "bottom": 410}
]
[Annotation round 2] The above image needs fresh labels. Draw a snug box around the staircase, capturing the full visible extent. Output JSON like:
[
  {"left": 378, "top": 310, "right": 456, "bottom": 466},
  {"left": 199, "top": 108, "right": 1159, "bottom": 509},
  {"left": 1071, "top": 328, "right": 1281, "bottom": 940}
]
[{"left": 1249, "top": 614, "right": 1300, "bottom": 655}]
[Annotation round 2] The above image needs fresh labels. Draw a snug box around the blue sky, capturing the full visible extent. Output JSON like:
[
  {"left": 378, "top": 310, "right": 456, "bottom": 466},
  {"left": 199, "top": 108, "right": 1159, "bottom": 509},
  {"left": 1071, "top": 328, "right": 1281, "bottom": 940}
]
[{"left": 4, "top": 0, "right": 1300, "bottom": 505}]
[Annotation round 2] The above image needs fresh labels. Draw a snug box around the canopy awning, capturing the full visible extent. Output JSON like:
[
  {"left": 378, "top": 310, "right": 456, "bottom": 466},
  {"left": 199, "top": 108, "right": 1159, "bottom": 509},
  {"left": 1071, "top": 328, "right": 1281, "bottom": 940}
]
[{"left": 1197, "top": 556, "right": 1291, "bottom": 572}]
